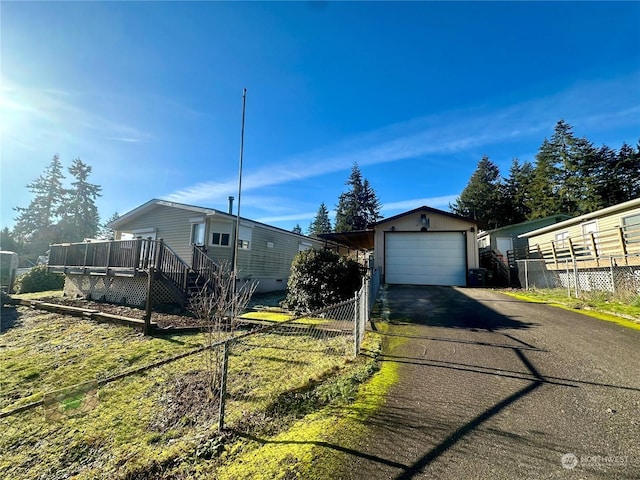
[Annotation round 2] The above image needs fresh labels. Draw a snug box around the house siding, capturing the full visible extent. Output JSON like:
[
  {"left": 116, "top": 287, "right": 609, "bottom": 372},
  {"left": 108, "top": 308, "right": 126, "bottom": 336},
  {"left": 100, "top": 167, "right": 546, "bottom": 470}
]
[
  {"left": 527, "top": 207, "right": 640, "bottom": 246},
  {"left": 235, "top": 227, "right": 321, "bottom": 280},
  {"left": 115, "top": 204, "right": 194, "bottom": 262},
  {"left": 114, "top": 202, "right": 323, "bottom": 292}
]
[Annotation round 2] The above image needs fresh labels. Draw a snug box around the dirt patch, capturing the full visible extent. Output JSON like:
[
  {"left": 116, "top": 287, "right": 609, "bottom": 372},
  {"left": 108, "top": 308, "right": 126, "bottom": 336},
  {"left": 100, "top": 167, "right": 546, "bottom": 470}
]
[
  {"left": 26, "top": 291, "right": 286, "bottom": 329},
  {"left": 149, "top": 370, "right": 219, "bottom": 432},
  {"left": 31, "top": 296, "right": 199, "bottom": 328}
]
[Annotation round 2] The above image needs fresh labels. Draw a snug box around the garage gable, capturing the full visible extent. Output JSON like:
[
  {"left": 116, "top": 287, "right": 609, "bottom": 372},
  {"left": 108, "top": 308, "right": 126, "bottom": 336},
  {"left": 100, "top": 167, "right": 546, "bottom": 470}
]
[{"left": 372, "top": 206, "right": 479, "bottom": 286}]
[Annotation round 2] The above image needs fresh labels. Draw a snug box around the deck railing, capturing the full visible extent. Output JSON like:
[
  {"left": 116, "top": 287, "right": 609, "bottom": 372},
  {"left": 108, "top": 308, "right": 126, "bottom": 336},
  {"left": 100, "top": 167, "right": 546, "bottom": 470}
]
[
  {"left": 49, "top": 238, "right": 158, "bottom": 272},
  {"left": 511, "top": 221, "right": 640, "bottom": 269},
  {"left": 47, "top": 239, "right": 228, "bottom": 300},
  {"left": 191, "top": 245, "right": 219, "bottom": 287}
]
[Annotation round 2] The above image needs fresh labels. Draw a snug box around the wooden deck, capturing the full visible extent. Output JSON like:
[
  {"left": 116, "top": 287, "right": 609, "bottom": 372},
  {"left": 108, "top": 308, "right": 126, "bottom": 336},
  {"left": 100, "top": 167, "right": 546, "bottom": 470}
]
[{"left": 512, "top": 222, "right": 640, "bottom": 270}]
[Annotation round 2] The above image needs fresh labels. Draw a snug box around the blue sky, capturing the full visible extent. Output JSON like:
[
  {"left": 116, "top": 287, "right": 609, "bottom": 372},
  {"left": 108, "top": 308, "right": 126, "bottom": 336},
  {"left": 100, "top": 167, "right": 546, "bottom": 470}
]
[{"left": 2, "top": 1, "right": 639, "bottom": 233}]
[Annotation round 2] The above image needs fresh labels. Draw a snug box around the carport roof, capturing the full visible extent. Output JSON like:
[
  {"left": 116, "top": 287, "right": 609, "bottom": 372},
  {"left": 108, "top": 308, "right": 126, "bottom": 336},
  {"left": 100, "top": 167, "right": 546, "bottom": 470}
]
[{"left": 317, "top": 230, "right": 375, "bottom": 250}]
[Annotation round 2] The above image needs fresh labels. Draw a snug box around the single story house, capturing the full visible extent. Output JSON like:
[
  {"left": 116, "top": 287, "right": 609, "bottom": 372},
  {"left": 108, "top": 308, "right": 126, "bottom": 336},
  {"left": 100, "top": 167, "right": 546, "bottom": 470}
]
[
  {"left": 518, "top": 198, "right": 640, "bottom": 268},
  {"left": 478, "top": 215, "right": 571, "bottom": 262},
  {"left": 321, "top": 206, "right": 479, "bottom": 286},
  {"left": 107, "top": 198, "right": 322, "bottom": 292},
  {"left": 49, "top": 198, "right": 324, "bottom": 308}
]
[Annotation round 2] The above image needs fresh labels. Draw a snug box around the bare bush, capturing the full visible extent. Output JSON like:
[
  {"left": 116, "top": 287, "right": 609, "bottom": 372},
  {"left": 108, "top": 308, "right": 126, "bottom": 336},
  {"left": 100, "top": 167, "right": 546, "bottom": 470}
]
[{"left": 188, "top": 261, "right": 257, "bottom": 400}]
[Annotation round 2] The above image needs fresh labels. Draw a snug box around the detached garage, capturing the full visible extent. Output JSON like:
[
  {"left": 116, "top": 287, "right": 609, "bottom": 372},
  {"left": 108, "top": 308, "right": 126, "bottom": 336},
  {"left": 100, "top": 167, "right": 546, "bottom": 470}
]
[{"left": 373, "top": 206, "right": 479, "bottom": 286}]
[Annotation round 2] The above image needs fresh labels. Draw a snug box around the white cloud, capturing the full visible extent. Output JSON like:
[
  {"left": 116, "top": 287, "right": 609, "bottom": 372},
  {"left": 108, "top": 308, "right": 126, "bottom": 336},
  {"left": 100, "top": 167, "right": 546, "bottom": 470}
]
[
  {"left": 382, "top": 195, "right": 459, "bottom": 213},
  {"left": 162, "top": 72, "right": 639, "bottom": 207}
]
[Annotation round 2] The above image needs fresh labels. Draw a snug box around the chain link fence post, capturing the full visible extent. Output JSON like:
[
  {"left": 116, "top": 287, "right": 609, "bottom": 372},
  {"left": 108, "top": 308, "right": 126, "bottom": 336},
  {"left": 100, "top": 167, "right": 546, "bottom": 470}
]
[
  {"left": 610, "top": 256, "right": 616, "bottom": 294},
  {"left": 354, "top": 290, "right": 360, "bottom": 358},
  {"left": 218, "top": 340, "right": 231, "bottom": 432}
]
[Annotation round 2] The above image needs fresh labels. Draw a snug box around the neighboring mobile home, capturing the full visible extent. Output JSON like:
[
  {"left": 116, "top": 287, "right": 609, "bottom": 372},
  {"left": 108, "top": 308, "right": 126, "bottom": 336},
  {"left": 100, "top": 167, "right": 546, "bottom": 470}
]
[
  {"left": 518, "top": 198, "right": 640, "bottom": 268},
  {"left": 477, "top": 215, "right": 571, "bottom": 261}
]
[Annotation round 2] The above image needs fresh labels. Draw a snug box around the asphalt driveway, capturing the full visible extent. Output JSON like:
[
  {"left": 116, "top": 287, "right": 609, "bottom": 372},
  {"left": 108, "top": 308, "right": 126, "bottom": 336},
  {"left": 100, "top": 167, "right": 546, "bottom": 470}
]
[{"left": 342, "top": 285, "right": 640, "bottom": 479}]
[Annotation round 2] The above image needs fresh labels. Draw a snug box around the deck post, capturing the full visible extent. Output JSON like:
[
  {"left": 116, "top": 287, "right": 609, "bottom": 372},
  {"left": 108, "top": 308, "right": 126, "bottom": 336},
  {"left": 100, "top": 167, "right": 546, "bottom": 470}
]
[
  {"left": 590, "top": 232, "right": 599, "bottom": 266},
  {"left": 143, "top": 266, "right": 155, "bottom": 336},
  {"left": 143, "top": 237, "right": 152, "bottom": 269},
  {"left": 617, "top": 227, "right": 628, "bottom": 265},
  {"left": 133, "top": 237, "right": 143, "bottom": 271},
  {"left": 106, "top": 241, "right": 112, "bottom": 273},
  {"left": 155, "top": 239, "right": 164, "bottom": 270},
  {"left": 83, "top": 243, "right": 89, "bottom": 272}
]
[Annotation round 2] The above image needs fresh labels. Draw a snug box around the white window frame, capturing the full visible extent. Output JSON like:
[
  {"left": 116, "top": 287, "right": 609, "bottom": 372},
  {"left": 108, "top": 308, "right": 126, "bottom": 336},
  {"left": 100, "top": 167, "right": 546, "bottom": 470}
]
[
  {"left": 132, "top": 227, "right": 157, "bottom": 240},
  {"left": 190, "top": 223, "right": 206, "bottom": 245},
  {"left": 209, "top": 219, "right": 233, "bottom": 248},
  {"left": 622, "top": 213, "right": 640, "bottom": 244},
  {"left": 211, "top": 232, "right": 231, "bottom": 247},
  {"left": 554, "top": 231, "right": 569, "bottom": 248},
  {"left": 238, "top": 225, "right": 253, "bottom": 251}
]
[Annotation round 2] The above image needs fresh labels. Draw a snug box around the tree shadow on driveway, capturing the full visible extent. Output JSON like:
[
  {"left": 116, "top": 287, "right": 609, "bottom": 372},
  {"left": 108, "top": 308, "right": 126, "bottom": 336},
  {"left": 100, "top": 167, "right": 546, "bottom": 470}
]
[{"left": 380, "top": 285, "right": 537, "bottom": 331}]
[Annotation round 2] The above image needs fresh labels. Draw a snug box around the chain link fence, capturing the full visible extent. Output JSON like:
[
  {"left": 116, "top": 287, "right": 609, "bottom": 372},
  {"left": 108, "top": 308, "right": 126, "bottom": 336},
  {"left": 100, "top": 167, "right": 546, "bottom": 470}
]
[
  {"left": 1, "top": 269, "right": 381, "bottom": 480},
  {"left": 516, "top": 254, "right": 640, "bottom": 301}
]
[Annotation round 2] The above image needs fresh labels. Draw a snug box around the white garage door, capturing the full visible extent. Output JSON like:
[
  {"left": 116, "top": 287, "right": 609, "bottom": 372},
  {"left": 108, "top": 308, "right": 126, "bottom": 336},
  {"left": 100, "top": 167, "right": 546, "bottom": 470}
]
[{"left": 385, "top": 232, "right": 467, "bottom": 286}]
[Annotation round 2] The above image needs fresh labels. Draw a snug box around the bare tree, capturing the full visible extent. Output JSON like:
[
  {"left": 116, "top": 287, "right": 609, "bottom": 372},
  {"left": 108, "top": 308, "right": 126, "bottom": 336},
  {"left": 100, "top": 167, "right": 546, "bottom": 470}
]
[{"left": 188, "top": 261, "right": 257, "bottom": 400}]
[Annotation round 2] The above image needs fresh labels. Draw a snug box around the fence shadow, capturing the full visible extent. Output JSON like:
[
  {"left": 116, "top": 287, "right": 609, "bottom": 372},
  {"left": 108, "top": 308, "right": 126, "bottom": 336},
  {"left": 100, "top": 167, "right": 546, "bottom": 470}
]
[
  {"left": 0, "top": 305, "right": 22, "bottom": 333},
  {"left": 380, "top": 285, "right": 536, "bottom": 331}
]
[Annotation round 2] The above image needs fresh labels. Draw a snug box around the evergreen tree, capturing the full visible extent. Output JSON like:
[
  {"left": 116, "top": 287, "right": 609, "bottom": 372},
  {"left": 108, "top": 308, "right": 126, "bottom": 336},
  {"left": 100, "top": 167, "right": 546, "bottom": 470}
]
[
  {"left": 527, "top": 139, "right": 563, "bottom": 219},
  {"left": 292, "top": 223, "right": 303, "bottom": 235},
  {"left": 0, "top": 227, "right": 20, "bottom": 252},
  {"left": 13, "top": 154, "right": 67, "bottom": 258},
  {"left": 549, "top": 120, "right": 601, "bottom": 215},
  {"left": 450, "top": 156, "right": 502, "bottom": 229},
  {"left": 61, "top": 158, "right": 102, "bottom": 241},
  {"left": 498, "top": 159, "right": 533, "bottom": 226},
  {"left": 334, "top": 163, "right": 382, "bottom": 232},
  {"left": 308, "top": 203, "right": 332, "bottom": 236},
  {"left": 361, "top": 179, "right": 383, "bottom": 226},
  {"left": 595, "top": 142, "right": 640, "bottom": 206},
  {"left": 98, "top": 211, "right": 120, "bottom": 240}
]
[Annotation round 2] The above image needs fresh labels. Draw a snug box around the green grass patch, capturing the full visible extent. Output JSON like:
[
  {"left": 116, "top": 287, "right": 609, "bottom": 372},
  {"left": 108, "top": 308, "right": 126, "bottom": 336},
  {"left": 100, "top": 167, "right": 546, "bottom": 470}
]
[
  {"left": 207, "top": 323, "right": 401, "bottom": 480},
  {"left": 1, "top": 306, "right": 375, "bottom": 479},
  {"left": 240, "top": 311, "right": 335, "bottom": 326},
  {"left": 11, "top": 289, "right": 63, "bottom": 300},
  {"left": 501, "top": 289, "right": 640, "bottom": 331}
]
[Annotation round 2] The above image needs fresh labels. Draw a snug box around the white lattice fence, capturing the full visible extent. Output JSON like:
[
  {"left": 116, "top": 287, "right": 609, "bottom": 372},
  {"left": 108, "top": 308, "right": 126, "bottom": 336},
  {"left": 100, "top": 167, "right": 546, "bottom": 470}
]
[
  {"left": 64, "top": 274, "right": 148, "bottom": 307},
  {"left": 517, "top": 255, "right": 640, "bottom": 300}
]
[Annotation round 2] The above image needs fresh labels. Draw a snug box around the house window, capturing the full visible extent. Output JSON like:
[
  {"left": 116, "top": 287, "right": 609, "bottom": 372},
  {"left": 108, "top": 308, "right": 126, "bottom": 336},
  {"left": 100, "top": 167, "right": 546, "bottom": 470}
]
[
  {"left": 238, "top": 225, "right": 252, "bottom": 250},
  {"left": 212, "top": 232, "right": 230, "bottom": 246},
  {"left": 191, "top": 223, "right": 205, "bottom": 245},
  {"left": 554, "top": 231, "right": 569, "bottom": 248},
  {"left": 299, "top": 241, "right": 313, "bottom": 252},
  {"left": 581, "top": 221, "right": 598, "bottom": 254},
  {"left": 622, "top": 213, "right": 640, "bottom": 244}
]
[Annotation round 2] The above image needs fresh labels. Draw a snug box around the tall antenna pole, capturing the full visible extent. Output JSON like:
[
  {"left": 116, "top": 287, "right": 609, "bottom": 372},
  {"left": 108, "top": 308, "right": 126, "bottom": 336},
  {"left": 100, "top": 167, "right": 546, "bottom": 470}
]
[{"left": 232, "top": 88, "right": 247, "bottom": 282}]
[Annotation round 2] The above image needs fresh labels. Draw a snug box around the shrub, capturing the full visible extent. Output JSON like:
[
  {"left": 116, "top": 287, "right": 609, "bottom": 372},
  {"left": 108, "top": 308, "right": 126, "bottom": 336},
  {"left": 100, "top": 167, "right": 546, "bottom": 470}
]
[
  {"left": 284, "top": 249, "right": 362, "bottom": 312},
  {"left": 14, "top": 265, "right": 65, "bottom": 294}
]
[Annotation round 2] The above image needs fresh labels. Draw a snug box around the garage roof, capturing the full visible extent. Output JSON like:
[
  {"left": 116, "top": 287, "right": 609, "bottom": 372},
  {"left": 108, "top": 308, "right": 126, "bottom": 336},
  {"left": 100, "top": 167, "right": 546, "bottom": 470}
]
[{"left": 373, "top": 205, "right": 477, "bottom": 227}]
